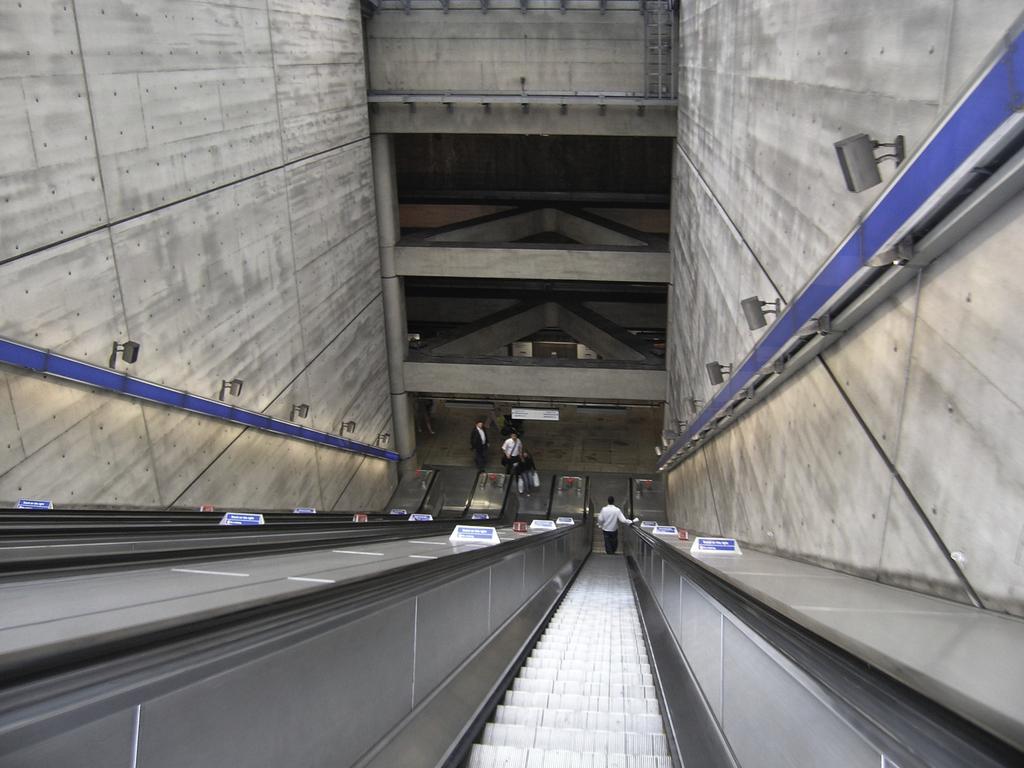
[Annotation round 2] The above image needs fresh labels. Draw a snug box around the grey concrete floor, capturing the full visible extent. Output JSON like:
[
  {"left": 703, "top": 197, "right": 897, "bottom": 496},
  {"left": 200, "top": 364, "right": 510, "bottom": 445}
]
[{"left": 413, "top": 401, "right": 663, "bottom": 475}]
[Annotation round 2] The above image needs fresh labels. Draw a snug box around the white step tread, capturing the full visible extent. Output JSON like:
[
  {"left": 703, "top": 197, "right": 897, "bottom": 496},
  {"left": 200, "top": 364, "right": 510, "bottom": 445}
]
[
  {"left": 518, "top": 667, "right": 655, "bottom": 686},
  {"left": 467, "top": 744, "right": 673, "bottom": 768},
  {"left": 494, "top": 705, "right": 665, "bottom": 734},
  {"left": 525, "top": 657, "right": 651, "bottom": 673},
  {"left": 528, "top": 650, "right": 647, "bottom": 664},
  {"left": 511, "top": 678, "right": 658, "bottom": 699},
  {"left": 503, "top": 691, "right": 662, "bottom": 715},
  {"left": 472, "top": 557, "right": 671, "bottom": 764},
  {"left": 481, "top": 723, "right": 670, "bottom": 756}
]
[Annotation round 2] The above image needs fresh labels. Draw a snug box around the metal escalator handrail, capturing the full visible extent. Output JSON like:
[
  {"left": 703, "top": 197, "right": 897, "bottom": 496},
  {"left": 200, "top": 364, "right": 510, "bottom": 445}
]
[
  {"left": 0, "top": 523, "right": 583, "bottom": 702},
  {"left": 629, "top": 527, "right": 1024, "bottom": 767},
  {"left": 0, "top": 520, "right": 484, "bottom": 578}
]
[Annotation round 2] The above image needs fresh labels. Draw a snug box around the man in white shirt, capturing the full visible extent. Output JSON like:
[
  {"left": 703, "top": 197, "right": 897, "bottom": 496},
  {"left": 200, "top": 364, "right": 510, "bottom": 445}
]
[
  {"left": 596, "top": 496, "right": 638, "bottom": 555},
  {"left": 501, "top": 431, "right": 522, "bottom": 474}
]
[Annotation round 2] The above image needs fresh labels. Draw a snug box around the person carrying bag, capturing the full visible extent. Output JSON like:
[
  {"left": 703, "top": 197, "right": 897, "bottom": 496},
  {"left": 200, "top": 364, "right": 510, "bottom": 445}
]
[
  {"left": 501, "top": 431, "right": 522, "bottom": 474},
  {"left": 516, "top": 450, "right": 540, "bottom": 494}
]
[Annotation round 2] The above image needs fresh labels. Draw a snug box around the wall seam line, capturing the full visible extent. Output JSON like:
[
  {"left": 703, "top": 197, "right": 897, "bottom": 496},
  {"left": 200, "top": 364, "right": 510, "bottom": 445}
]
[
  {"left": 263, "top": 0, "right": 323, "bottom": 507},
  {"left": 675, "top": 140, "right": 788, "bottom": 302},
  {"left": 700, "top": 447, "right": 726, "bottom": 535},
  {"left": 329, "top": 455, "right": 367, "bottom": 511},
  {"left": 165, "top": 425, "right": 251, "bottom": 508},
  {"left": 256, "top": 291, "right": 383, "bottom": 418},
  {"left": 163, "top": 292, "right": 383, "bottom": 507},
  {"left": 0, "top": 135, "right": 372, "bottom": 270},
  {"left": 69, "top": 0, "right": 164, "bottom": 505},
  {"left": 2, "top": 374, "right": 28, "bottom": 460},
  {"left": 817, "top": 355, "right": 984, "bottom": 608},
  {"left": 873, "top": 272, "right": 924, "bottom": 580},
  {"left": 0, "top": 402, "right": 96, "bottom": 484},
  {"left": 159, "top": 290, "right": 385, "bottom": 507}
]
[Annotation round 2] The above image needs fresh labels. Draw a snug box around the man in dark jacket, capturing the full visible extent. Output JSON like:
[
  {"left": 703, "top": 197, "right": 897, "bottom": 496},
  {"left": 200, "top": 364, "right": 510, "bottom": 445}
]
[{"left": 469, "top": 418, "right": 488, "bottom": 470}]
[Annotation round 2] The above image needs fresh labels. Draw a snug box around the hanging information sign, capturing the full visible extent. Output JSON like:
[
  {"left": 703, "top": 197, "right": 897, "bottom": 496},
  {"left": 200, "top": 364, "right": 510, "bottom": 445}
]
[{"left": 511, "top": 408, "right": 560, "bottom": 421}]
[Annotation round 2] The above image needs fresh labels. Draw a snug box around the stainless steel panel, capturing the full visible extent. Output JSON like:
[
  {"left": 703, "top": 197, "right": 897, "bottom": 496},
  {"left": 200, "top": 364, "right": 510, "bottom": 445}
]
[
  {"left": 544, "top": 541, "right": 560, "bottom": 581},
  {"left": 587, "top": 475, "right": 630, "bottom": 515},
  {"left": 361, "top": 532, "right": 588, "bottom": 768},
  {"left": 467, "top": 472, "right": 509, "bottom": 518},
  {"left": 649, "top": 550, "right": 661, "bottom": 588},
  {"left": 435, "top": 468, "right": 481, "bottom": 517},
  {"left": 680, "top": 577, "right": 724, "bottom": 720},
  {"left": 661, "top": 562, "right": 682, "bottom": 638},
  {"left": 139, "top": 600, "right": 417, "bottom": 768},
  {"left": 414, "top": 571, "right": 492, "bottom": 703},
  {"left": 489, "top": 553, "right": 527, "bottom": 630},
  {"left": 550, "top": 474, "right": 588, "bottom": 518},
  {"left": 1, "top": 709, "right": 134, "bottom": 768},
  {"left": 419, "top": 470, "right": 446, "bottom": 517},
  {"left": 721, "top": 620, "right": 881, "bottom": 768},
  {"left": 524, "top": 545, "right": 546, "bottom": 597},
  {"left": 516, "top": 473, "right": 555, "bottom": 518},
  {"left": 385, "top": 468, "right": 437, "bottom": 515},
  {"left": 631, "top": 477, "right": 665, "bottom": 520}
]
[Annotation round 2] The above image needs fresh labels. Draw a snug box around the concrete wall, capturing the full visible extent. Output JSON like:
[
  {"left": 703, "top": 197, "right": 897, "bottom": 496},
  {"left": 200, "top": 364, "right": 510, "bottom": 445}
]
[
  {"left": 0, "top": 1, "right": 397, "bottom": 510},
  {"left": 665, "top": 1, "right": 1024, "bottom": 615},
  {"left": 367, "top": 3, "right": 647, "bottom": 95}
]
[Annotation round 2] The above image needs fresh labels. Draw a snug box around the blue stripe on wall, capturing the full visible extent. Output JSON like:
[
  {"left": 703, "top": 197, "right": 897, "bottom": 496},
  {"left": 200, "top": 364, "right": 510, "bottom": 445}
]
[
  {"left": 0, "top": 337, "right": 399, "bottom": 462},
  {"left": 660, "top": 25, "right": 1024, "bottom": 471}
]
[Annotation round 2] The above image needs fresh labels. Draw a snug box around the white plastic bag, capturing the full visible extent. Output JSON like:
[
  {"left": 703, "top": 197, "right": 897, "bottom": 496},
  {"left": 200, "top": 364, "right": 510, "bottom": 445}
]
[{"left": 530, "top": 470, "right": 540, "bottom": 489}]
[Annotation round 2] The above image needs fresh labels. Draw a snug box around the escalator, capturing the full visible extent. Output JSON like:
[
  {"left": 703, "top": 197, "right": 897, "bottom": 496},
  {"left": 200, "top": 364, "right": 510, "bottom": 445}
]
[
  {"left": 4, "top": 477, "right": 1023, "bottom": 768},
  {"left": 468, "top": 555, "right": 672, "bottom": 767}
]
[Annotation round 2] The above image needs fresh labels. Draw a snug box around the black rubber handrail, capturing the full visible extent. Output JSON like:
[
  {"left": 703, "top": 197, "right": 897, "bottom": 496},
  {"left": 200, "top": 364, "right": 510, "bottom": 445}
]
[
  {"left": 0, "top": 522, "right": 584, "bottom": 752},
  {"left": 630, "top": 527, "right": 1024, "bottom": 768},
  {"left": 0, "top": 520, "right": 477, "bottom": 578}
]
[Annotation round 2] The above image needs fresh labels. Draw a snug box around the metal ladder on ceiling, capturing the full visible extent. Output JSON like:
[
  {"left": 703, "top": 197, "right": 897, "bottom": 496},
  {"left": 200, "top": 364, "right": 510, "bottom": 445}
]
[{"left": 644, "top": 0, "right": 675, "bottom": 99}]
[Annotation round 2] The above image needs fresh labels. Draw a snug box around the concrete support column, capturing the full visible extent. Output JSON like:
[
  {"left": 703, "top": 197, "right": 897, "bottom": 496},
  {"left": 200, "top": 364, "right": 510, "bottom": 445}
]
[{"left": 372, "top": 133, "right": 416, "bottom": 475}]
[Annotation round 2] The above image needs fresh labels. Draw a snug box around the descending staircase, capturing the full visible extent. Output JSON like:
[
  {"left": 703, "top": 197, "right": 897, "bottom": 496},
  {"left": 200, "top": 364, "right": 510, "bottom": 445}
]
[{"left": 467, "top": 556, "right": 673, "bottom": 767}]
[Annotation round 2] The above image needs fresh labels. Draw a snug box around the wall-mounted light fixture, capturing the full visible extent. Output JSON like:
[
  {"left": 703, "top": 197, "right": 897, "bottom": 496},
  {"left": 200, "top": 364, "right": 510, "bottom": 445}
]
[
  {"left": 108, "top": 340, "right": 140, "bottom": 369},
  {"left": 340, "top": 420, "right": 356, "bottom": 434},
  {"left": 740, "top": 296, "right": 781, "bottom": 331},
  {"left": 219, "top": 378, "right": 243, "bottom": 401},
  {"left": 375, "top": 432, "right": 391, "bottom": 447},
  {"left": 290, "top": 403, "right": 310, "bottom": 420},
  {"left": 797, "top": 315, "right": 834, "bottom": 337},
  {"left": 866, "top": 236, "right": 915, "bottom": 268},
  {"left": 706, "top": 362, "right": 732, "bottom": 386},
  {"left": 834, "top": 133, "right": 906, "bottom": 193}
]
